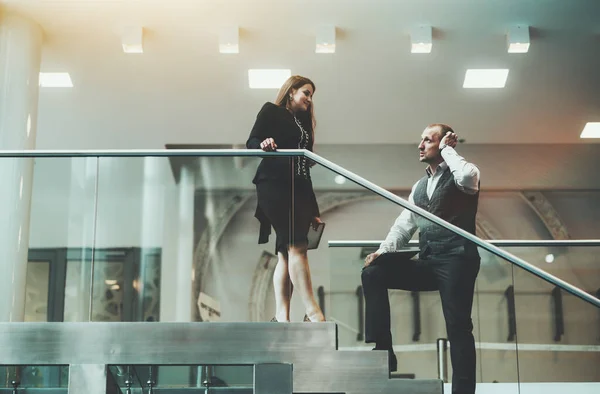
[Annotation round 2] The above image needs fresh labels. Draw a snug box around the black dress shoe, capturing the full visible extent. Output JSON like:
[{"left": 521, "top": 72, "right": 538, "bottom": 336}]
[{"left": 389, "top": 351, "right": 398, "bottom": 372}]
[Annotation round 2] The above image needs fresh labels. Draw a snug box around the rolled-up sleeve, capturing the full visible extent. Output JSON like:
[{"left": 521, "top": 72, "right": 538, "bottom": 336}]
[
  {"left": 441, "top": 147, "right": 480, "bottom": 194},
  {"left": 376, "top": 183, "right": 419, "bottom": 255}
]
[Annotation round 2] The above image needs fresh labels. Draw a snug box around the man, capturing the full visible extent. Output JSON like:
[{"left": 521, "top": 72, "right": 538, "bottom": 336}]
[{"left": 361, "top": 124, "right": 480, "bottom": 394}]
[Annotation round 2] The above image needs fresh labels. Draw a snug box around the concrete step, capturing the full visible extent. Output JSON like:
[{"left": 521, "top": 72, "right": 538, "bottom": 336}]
[
  {"left": 293, "top": 349, "right": 441, "bottom": 394},
  {"left": 0, "top": 322, "right": 337, "bottom": 365}
]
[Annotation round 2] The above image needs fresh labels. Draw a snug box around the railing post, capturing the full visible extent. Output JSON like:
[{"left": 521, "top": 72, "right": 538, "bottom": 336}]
[
  {"left": 504, "top": 285, "right": 517, "bottom": 341},
  {"left": 202, "top": 365, "right": 213, "bottom": 393},
  {"left": 436, "top": 338, "right": 448, "bottom": 383},
  {"left": 356, "top": 285, "right": 364, "bottom": 341},
  {"left": 552, "top": 286, "right": 565, "bottom": 342},
  {"left": 10, "top": 366, "right": 21, "bottom": 394},
  {"left": 317, "top": 286, "right": 326, "bottom": 317},
  {"left": 411, "top": 291, "right": 421, "bottom": 342},
  {"left": 146, "top": 365, "right": 156, "bottom": 394}
]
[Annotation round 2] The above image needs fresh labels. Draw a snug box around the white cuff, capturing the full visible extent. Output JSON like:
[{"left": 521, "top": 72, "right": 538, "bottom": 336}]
[{"left": 375, "top": 248, "right": 388, "bottom": 256}]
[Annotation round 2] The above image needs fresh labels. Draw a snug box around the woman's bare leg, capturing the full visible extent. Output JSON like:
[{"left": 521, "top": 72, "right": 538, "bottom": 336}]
[
  {"left": 273, "top": 251, "right": 293, "bottom": 322},
  {"left": 288, "top": 244, "right": 325, "bottom": 322}
]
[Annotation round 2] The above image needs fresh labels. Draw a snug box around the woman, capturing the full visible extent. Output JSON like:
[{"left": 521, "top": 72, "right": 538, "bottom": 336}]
[{"left": 246, "top": 75, "right": 325, "bottom": 323}]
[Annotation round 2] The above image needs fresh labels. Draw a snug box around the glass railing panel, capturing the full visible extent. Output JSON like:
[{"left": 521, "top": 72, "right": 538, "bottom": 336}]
[
  {"left": 108, "top": 365, "right": 254, "bottom": 391},
  {"left": 27, "top": 157, "right": 99, "bottom": 322},
  {"left": 500, "top": 245, "right": 600, "bottom": 292},
  {"left": 0, "top": 366, "right": 68, "bottom": 390},
  {"left": 108, "top": 365, "right": 141, "bottom": 390},
  {"left": 328, "top": 243, "right": 599, "bottom": 389},
  {"left": 309, "top": 161, "right": 414, "bottom": 327},
  {"left": 471, "top": 248, "right": 520, "bottom": 386},
  {"left": 328, "top": 245, "right": 518, "bottom": 383},
  {"left": 90, "top": 154, "right": 295, "bottom": 323},
  {"left": 313, "top": 159, "right": 525, "bottom": 388},
  {"left": 512, "top": 259, "right": 600, "bottom": 386}
]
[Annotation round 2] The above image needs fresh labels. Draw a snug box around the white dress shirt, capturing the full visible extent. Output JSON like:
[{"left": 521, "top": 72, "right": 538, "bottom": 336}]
[{"left": 376, "top": 147, "right": 480, "bottom": 255}]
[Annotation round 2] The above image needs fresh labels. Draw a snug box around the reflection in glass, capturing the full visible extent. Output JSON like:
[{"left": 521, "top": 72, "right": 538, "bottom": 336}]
[{"left": 24, "top": 261, "right": 50, "bottom": 322}]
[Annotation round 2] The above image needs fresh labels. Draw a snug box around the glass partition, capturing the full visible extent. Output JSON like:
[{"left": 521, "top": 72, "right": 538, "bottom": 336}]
[
  {"left": 0, "top": 366, "right": 68, "bottom": 390},
  {"left": 511, "top": 255, "right": 600, "bottom": 384},
  {"left": 2, "top": 150, "right": 598, "bottom": 393},
  {"left": 20, "top": 153, "right": 302, "bottom": 324},
  {"left": 27, "top": 157, "right": 100, "bottom": 322},
  {"left": 108, "top": 365, "right": 254, "bottom": 392},
  {"left": 329, "top": 243, "right": 600, "bottom": 389},
  {"left": 316, "top": 158, "right": 600, "bottom": 392}
]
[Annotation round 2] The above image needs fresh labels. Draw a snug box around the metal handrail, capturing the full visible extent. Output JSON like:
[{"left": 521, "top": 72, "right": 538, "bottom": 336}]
[
  {"left": 303, "top": 150, "right": 600, "bottom": 309},
  {"left": 1, "top": 148, "right": 598, "bottom": 308},
  {"left": 329, "top": 240, "right": 600, "bottom": 247},
  {"left": 0, "top": 149, "right": 304, "bottom": 158}
]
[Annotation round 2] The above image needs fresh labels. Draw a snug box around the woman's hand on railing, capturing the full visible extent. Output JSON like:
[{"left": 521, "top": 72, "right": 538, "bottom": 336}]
[{"left": 259, "top": 138, "right": 277, "bottom": 151}]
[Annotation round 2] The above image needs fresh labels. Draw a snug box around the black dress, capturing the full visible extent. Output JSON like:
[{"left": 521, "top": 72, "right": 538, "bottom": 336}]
[{"left": 246, "top": 102, "right": 320, "bottom": 254}]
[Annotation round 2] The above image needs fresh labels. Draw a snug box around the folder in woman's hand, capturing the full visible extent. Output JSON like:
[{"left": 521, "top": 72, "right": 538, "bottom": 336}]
[{"left": 307, "top": 222, "right": 326, "bottom": 250}]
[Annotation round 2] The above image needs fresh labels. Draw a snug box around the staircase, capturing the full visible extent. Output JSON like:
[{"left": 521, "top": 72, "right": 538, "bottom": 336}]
[{"left": 0, "top": 322, "right": 442, "bottom": 394}]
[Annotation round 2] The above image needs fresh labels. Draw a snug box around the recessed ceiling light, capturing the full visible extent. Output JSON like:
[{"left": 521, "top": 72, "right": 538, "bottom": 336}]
[
  {"left": 507, "top": 25, "right": 530, "bottom": 54},
  {"left": 122, "top": 27, "right": 144, "bottom": 54},
  {"left": 219, "top": 26, "right": 239, "bottom": 54},
  {"left": 580, "top": 122, "right": 600, "bottom": 138},
  {"left": 411, "top": 25, "right": 432, "bottom": 54},
  {"left": 463, "top": 69, "right": 509, "bottom": 88},
  {"left": 39, "top": 73, "right": 73, "bottom": 88},
  {"left": 316, "top": 25, "right": 336, "bottom": 54},
  {"left": 412, "top": 42, "right": 432, "bottom": 54},
  {"left": 508, "top": 42, "right": 530, "bottom": 54},
  {"left": 545, "top": 254, "right": 555, "bottom": 264},
  {"left": 248, "top": 69, "right": 291, "bottom": 89}
]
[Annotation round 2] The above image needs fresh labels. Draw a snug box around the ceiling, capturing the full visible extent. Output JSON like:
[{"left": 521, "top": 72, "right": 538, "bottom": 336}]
[{"left": 1, "top": 0, "right": 600, "bottom": 149}]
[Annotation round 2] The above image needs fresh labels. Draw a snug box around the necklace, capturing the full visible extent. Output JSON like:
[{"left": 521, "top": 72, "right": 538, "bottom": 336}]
[{"left": 293, "top": 116, "right": 310, "bottom": 178}]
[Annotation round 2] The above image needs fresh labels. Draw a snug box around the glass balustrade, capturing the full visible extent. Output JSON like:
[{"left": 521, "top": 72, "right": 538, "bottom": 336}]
[{"left": 0, "top": 150, "right": 597, "bottom": 394}]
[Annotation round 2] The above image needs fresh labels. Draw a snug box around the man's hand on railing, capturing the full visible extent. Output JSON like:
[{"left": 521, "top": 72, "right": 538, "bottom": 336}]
[{"left": 364, "top": 252, "right": 381, "bottom": 268}]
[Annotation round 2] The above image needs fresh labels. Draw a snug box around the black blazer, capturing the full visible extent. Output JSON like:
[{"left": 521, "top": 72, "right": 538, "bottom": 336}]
[{"left": 246, "top": 102, "right": 314, "bottom": 184}]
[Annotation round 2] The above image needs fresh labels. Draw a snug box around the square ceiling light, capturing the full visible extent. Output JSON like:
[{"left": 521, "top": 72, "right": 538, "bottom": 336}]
[
  {"left": 248, "top": 69, "right": 291, "bottom": 89},
  {"left": 316, "top": 25, "right": 336, "bottom": 54},
  {"left": 39, "top": 73, "right": 73, "bottom": 87},
  {"left": 219, "top": 26, "right": 239, "bottom": 54},
  {"left": 411, "top": 25, "right": 432, "bottom": 54},
  {"left": 507, "top": 25, "right": 530, "bottom": 53},
  {"left": 122, "top": 27, "right": 144, "bottom": 53},
  {"left": 580, "top": 122, "right": 600, "bottom": 138},
  {"left": 463, "top": 69, "right": 509, "bottom": 88}
]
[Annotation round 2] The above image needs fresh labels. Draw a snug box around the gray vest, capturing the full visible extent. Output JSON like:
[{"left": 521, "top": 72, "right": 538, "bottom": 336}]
[{"left": 413, "top": 167, "right": 479, "bottom": 259}]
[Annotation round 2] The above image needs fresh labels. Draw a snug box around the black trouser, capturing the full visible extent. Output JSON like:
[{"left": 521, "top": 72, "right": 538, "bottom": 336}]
[{"left": 361, "top": 252, "right": 480, "bottom": 394}]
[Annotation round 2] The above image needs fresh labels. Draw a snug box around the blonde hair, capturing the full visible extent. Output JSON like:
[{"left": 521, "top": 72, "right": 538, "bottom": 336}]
[{"left": 274, "top": 75, "right": 316, "bottom": 139}]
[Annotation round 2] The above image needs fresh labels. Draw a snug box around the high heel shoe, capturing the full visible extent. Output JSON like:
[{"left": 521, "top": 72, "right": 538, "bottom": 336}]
[{"left": 303, "top": 314, "right": 325, "bottom": 322}]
